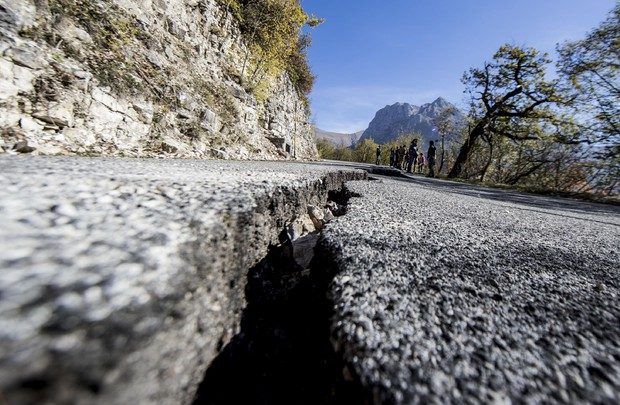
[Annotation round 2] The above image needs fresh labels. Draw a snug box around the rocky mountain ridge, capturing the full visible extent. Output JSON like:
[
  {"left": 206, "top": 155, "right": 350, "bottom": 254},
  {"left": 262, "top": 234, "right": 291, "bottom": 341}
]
[{"left": 360, "top": 97, "right": 464, "bottom": 144}]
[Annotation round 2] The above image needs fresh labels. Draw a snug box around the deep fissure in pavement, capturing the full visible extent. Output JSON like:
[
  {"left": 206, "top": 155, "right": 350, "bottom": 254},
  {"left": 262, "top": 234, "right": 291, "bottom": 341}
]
[{"left": 192, "top": 188, "right": 368, "bottom": 405}]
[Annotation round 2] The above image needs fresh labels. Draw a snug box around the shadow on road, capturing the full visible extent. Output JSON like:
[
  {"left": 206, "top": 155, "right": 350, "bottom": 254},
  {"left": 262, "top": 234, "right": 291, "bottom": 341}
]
[
  {"left": 192, "top": 242, "right": 368, "bottom": 405},
  {"left": 393, "top": 174, "right": 620, "bottom": 226},
  {"left": 310, "top": 161, "right": 619, "bottom": 225}
]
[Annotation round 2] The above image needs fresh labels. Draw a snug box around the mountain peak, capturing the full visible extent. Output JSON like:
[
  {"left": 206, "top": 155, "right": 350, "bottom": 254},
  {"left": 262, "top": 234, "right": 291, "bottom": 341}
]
[
  {"left": 360, "top": 97, "right": 464, "bottom": 144},
  {"left": 391, "top": 101, "right": 414, "bottom": 107},
  {"left": 373, "top": 102, "right": 420, "bottom": 122}
]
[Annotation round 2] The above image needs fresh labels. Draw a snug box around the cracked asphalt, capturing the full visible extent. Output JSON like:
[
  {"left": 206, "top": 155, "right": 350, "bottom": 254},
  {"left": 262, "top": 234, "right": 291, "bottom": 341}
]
[
  {"left": 1, "top": 156, "right": 618, "bottom": 404},
  {"left": 0, "top": 155, "right": 364, "bottom": 404},
  {"left": 322, "top": 174, "right": 620, "bottom": 404}
]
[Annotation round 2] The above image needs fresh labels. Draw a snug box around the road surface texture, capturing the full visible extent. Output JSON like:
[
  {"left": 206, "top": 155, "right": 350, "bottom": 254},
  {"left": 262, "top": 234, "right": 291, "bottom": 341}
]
[
  {"left": 320, "top": 174, "right": 620, "bottom": 403},
  {"left": 0, "top": 156, "right": 365, "bottom": 404},
  {"left": 1, "top": 156, "right": 619, "bottom": 404}
]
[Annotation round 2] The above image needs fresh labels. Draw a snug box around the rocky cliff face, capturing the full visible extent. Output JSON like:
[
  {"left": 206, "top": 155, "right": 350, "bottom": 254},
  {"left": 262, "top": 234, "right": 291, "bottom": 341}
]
[
  {"left": 0, "top": 0, "right": 317, "bottom": 159},
  {"left": 361, "top": 97, "right": 464, "bottom": 144}
]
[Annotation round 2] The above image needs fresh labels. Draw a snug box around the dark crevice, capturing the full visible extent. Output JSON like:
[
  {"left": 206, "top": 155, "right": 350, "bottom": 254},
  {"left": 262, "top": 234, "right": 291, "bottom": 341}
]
[
  {"left": 192, "top": 187, "right": 369, "bottom": 405},
  {"left": 327, "top": 188, "right": 361, "bottom": 216},
  {"left": 19, "top": 378, "right": 50, "bottom": 390}
]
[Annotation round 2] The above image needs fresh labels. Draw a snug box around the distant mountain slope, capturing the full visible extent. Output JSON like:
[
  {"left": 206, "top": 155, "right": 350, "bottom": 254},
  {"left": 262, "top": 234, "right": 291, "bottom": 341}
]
[
  {"left": 360, "top": 97, "right": 464, "bottom": 144},
  {"left": 314, "top": 127, "right": 363, "bottom": 147}
]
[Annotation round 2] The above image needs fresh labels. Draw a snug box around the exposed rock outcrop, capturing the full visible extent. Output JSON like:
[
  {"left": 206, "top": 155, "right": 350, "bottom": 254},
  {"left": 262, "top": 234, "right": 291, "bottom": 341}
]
[
  {"left": 360, "top": 97, "right": 464, "bottom": 145},
  {"left": 0, "top": 0, "right": 317, "bottom": 159}
]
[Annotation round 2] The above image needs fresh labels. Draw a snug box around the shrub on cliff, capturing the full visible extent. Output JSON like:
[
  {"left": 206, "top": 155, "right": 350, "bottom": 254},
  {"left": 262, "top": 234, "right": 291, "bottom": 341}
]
[{"left": 219, "top": 0, "right": 321, "bottom": 103}]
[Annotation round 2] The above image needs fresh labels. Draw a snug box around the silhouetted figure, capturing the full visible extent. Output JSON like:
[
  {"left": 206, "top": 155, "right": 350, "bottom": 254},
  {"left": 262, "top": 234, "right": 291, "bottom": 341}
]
[
  {"left": 427, "top": 141, "right": 437, "bottom": 178},
  {"left": 375, "top": 146, "right": 381, "bottom": 165},
  {"left": 389, "top": 148, "right": 395, "bottom": 167},
  {"left": 406, "top": 140, "right": 418, "bottom": 173},
  {"left": 417, "top": 153, "right": 425, "bottom": 174},
  {"left": 404, "top": 150, "right": 410, "bottom": 170}
]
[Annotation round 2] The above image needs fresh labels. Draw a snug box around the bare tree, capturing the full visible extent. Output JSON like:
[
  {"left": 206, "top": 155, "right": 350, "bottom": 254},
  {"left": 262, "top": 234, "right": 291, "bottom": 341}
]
[
  {"left": 433, "top": 106, "right": 457, "bottom": 174},
  {"left": 448, "top": 45, "right": 572, "bottom": 178}
]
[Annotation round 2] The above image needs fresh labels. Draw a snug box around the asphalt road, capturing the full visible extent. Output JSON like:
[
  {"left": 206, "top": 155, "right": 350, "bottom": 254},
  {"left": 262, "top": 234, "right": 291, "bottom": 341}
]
[
  {"left": 321, "top": 172, "right": 620, "bottom": 403},
  {"left": 0, "top": 156, "right": 618, "bottom": 404},
  {"left": 0, "top": 155, "right": 365, "bottom": 404}
]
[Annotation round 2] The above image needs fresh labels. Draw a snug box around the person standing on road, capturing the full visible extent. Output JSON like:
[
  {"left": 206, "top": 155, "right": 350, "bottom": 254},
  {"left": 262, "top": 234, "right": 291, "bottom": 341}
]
[
  {"left": 406, "top": 139, "right": 418, "bottom": 173},
  {"left": 376, "top": 146, "right": 381, "bottom": 165},
  {"left": 404, "top": 149, "right": 410, "bottom": 170},
  {"left": 427, "top": 141, "right": 437, "bottom": 178},
  {"left": 417, "top": 153, "right": 425, "bottom": 174},
  {"left": 394, "top": 146, "right": 400, "bottom": 168}
]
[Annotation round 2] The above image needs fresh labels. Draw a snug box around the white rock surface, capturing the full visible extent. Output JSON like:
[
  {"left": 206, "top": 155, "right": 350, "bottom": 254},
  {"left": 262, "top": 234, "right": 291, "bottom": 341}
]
[{"left": 0, "top": 0, "right": 317, "bottom": 160}]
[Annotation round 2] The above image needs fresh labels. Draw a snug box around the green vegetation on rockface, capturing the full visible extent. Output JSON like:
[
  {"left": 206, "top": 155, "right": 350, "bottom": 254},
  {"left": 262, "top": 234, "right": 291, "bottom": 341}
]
[
  {"left": 217, "top": 0, "right": 321, "bottom": 103},
  {"left": 27, "top": 0, "right": 318, "bottom": 108},
  {"left": 23, "top": 0, "right": 151, "bottom": 97},
  {"left": 18, "top": 0, "right": 319, "bottom": 153}
]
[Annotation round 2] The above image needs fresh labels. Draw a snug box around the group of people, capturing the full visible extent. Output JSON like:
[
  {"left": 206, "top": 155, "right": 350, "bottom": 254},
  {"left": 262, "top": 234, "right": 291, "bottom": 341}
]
[{"left": 375, "top": 139, "right": 437, "bottom": 177}]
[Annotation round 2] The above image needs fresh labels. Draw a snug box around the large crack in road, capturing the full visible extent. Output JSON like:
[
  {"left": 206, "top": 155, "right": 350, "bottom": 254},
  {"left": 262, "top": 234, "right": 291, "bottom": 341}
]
[
  {"left": 0, "top": 156, "right": 367, "bottom": 404},
  {"left": 1, "top": 156, "right": 618, "bottom": 404},
  {"left": 193, "top": 188, "right": 370, "bottom": 405}
]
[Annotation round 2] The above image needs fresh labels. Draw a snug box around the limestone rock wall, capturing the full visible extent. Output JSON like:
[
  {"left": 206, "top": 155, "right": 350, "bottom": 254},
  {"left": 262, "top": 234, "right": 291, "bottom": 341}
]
[{"left": 0, "top": 0, "right": 317, "bottom": 159}]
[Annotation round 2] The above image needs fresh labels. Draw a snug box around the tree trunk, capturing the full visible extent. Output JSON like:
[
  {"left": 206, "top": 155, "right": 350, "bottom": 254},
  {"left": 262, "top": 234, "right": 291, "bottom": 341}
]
[
  {"left": 249, "top": 55, "right": 266, "bottom": 85},
  {"left": 554, "top": 159, "right": 562, "bottom": 191},
  {"left": 448, "top": 121, "right": 486, "bottom": 178},
  {"left": 241, "top": 25, "right": 260, "bottom": 81},
  {"left": 480, "top": 137, "right": 493, "bottom": 182},
  {"left": 439, "top": 134, "right": 446, "bottom": 174}
]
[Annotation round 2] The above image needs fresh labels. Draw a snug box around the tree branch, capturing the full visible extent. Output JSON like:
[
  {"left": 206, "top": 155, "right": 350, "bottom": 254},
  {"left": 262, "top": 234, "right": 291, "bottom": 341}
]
[
  {"left": 495, "top": 97, "right": 550, "bottom": 117},
  {"left": 506, "top": 161, "right": 549, "bottom": 185},
  {"left": 488, "top": 125, "right": 539, "bottom": 141},
  {"left": 489, "top": 85, "right": 523, "bottom": 114},
  {"left": 482, "top": 64, "right": 492, "bottom": 111}
]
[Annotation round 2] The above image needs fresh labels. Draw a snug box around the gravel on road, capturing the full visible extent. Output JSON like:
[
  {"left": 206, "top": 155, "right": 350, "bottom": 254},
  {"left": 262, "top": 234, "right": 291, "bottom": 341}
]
[
  {"left": 2, "top": 155, "right": 619, "bottom": 404},
  {"left": 321, "top": 176, "right": 620, "bottom": 403},
  {"left": 0, "top": 156, "right": 365, "bottom": 404}
]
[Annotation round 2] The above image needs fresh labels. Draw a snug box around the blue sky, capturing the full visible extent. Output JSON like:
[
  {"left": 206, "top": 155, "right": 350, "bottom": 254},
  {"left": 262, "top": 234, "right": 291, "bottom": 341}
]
[{"left": 301, "top": 0, "right": 616, "bottom": 133}]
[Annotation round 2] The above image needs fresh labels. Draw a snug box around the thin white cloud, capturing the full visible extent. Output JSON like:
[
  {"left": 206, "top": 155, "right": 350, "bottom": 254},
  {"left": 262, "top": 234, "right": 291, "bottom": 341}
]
[{"left": 322, "top": 120, "right": 369, "bottom": 135}]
